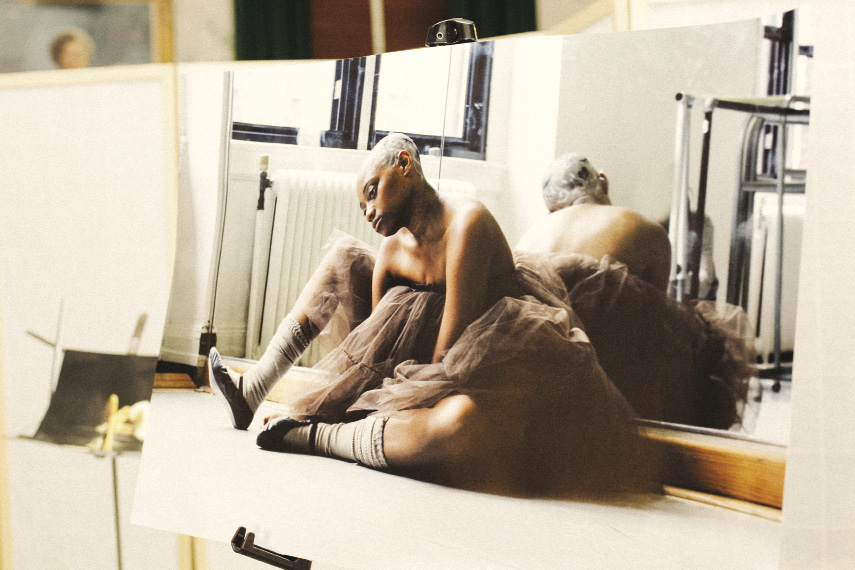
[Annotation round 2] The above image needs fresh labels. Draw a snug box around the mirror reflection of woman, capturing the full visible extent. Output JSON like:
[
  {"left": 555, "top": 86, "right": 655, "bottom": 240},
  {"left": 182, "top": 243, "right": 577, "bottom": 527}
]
[{"left": 209, "top": 133, "right": 752, "bottom": 497}]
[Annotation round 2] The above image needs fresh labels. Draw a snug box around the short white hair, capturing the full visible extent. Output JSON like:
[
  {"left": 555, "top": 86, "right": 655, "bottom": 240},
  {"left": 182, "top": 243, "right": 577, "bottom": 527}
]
[
  {"left": 541, "top": 152, "right": 606, "bottom": 210},
  {"left": 363, "top": 133, "right": 424, "bottom": 178}
]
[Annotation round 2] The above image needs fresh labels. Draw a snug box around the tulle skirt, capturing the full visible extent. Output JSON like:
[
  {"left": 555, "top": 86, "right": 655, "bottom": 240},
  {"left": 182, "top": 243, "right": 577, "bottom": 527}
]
[{"left": 281, "top": 235, "right": 756, "bottom": 493}]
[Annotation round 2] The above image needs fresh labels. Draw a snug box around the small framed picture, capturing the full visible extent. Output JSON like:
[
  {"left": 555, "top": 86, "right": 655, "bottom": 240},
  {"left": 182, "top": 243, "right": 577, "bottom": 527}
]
[{"left": 0, "top": 0, "right": 172, "bottom": 73}]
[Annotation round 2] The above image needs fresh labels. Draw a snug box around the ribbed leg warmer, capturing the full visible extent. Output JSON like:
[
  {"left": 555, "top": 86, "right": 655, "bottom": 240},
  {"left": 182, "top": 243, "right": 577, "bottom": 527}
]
[
  {"left": 241, "top": 315, "right": 310, "bottom": 411},
  {"left": 258, "top": 415, "right": 389, "bottom": 469}
]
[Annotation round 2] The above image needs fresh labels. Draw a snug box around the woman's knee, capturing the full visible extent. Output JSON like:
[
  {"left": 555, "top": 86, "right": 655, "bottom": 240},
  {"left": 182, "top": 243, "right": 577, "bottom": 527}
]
[
  {"left": 323, "top": 235, "right": 375, "bottom": 269},
  {"left": 319, "top": 236, "right": 374, "bottom": 320},
  {"left": 384, "top": 395, "right": 530, "bottom": 494},
  {"left": 424, "top": 395, "right": 480, "bottom": 454},
  {"left": 384, "top": 395, "right": 480, "bottom": 467}
]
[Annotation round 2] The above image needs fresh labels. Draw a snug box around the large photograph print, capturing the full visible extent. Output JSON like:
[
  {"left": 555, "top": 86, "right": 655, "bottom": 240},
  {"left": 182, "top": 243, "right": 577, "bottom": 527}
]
[
  {"left": 135, "top": 14, "right": 809, "bottom": 569},
  {"left": 0, "top": 66, "right": 177, "bottom": 568}
]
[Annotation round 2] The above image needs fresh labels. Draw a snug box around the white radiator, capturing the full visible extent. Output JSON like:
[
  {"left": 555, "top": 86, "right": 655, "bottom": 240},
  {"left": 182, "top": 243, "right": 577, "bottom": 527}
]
[
  {"left": 246, "top": 169, "right": 477, "bottom": 367},
  {"left": 746, "top": 194, "right": 804, "bottom": 363}
]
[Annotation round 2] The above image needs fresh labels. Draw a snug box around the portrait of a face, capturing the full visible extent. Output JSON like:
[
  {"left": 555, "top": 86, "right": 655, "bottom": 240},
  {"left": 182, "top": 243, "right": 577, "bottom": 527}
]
[
  {"left": 50, "top": 28, "right": 96, "bottom": 69},
  {"left": 0, "top": 0, "right": 160, "bottom": 73}
]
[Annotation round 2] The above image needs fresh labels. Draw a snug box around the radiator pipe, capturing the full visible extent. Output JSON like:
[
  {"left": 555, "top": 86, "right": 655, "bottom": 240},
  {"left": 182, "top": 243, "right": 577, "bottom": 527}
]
[
  {"left": 259, "top": 155, "right": 273, "bottom": 210},
  {"left": 246, "top": 156, "right": 277, "bottom": 358}
]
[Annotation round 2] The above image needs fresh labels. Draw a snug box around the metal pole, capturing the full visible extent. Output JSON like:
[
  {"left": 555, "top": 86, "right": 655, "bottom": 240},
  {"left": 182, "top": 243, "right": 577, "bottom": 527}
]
[
  {"left": 111, "top": 455, "right": 123, "bottom": 570},
  {"left": 200, "top": 72, "right": 235, "bottom": 364},
  {"left": 49, "top": 297, "right": 65, "bottom": 395},
  {"left": 773, "top": 103, "right": 789, "bottom": 372},
  {"left": 669, "top": 93, "right": 692, "bottom": 301},
  {"left": 668, "top": 95, "right": 686, "bottom": 295},
  {"left": 691, "top": 98, "right": 716, "bottom": 299}
]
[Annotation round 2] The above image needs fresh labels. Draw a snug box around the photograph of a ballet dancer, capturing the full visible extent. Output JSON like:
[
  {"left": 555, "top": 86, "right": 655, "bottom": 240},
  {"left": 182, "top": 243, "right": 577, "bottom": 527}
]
[
  {"left": 134, "top": 15, "right": 804, "bottom": 566},
  {"left": 208, "top": 132, "right": 753, "bottom": 497}
]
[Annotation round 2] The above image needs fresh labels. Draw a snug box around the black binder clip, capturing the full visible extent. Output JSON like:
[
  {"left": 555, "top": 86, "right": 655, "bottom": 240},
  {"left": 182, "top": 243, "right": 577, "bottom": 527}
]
[
  {"left": 425, "top": 18, "right": 478, "bottom": 47},
  {"left": 232, "top": 527, "right": 312, "bottom": 569}
]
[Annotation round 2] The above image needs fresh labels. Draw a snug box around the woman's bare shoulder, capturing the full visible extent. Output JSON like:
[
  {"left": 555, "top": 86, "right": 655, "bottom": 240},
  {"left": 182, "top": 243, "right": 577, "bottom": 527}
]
[
  {"left": 445, "top": 194, "right": 497, "bottom": 233},
  {"left": 376, "top": 234, "right": 403, "bottom": 262},
  {"left": 445, "top": 200, "right": 511, "bottom": 263}
]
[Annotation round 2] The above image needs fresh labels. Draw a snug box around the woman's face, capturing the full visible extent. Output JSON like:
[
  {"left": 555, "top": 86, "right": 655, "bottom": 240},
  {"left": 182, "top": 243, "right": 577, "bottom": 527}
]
[{"left": 357, "top": 152, "right": 414, "bottom": 237}]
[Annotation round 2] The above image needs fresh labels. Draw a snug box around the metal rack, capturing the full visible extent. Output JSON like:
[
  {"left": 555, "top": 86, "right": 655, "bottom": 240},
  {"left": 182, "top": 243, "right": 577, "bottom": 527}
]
[{"left": 669, "top": 94, "right": 810, "bottom": 389}]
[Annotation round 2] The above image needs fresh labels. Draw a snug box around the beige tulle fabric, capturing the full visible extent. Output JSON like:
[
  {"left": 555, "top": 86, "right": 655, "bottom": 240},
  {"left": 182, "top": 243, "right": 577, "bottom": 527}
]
[{"left": 284, "top": 235, "right": 755, "bottom": 493}]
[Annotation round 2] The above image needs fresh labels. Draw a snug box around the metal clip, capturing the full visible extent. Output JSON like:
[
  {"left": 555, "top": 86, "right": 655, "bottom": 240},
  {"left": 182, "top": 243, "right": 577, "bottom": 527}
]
[{"left": 231, "top": 527, "right": 312, "bottom": 569}]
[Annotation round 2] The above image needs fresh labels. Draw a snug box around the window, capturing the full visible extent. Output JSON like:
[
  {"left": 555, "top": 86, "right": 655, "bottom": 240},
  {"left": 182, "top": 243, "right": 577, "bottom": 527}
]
[
  {"left": 760, "top": 10, "right": 813, "bottom": 176},
  {"left": 320, "top": 56, "right": 367, "bottom": 149},
  {"left": 232, "top": 42, "right": 494, "bottom": 161},
  {"left": 230, "top": 61, "right": 337, "bottom": 146},
  {"left": 369, "top": 41, "right": 493, "bottom": 160}
]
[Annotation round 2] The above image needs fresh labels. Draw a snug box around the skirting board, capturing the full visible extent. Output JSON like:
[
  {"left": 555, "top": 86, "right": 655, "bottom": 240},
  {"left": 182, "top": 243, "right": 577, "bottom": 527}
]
[{"left": 160, "top": 323, "right": 247, "bottom": 366}]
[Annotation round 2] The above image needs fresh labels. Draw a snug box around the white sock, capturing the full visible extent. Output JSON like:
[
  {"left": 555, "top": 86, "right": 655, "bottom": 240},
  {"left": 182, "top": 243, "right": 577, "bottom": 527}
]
[
  {"left": 274, "top": 416, "right": 389, "bottom": 469},
  {"left": 240, "top": 315, "right": 310, "bottom": 411}
]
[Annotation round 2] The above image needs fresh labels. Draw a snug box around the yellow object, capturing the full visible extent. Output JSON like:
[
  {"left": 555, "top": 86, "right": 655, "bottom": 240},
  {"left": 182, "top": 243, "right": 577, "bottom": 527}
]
[{"left": 100, "top": 394, "right": 120, "bottom": 452}]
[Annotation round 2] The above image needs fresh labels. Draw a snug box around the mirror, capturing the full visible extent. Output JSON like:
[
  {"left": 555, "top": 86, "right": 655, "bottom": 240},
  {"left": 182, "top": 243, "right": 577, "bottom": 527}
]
[{"left": 210, "top": 13, "right": 809, "bottom": 445}]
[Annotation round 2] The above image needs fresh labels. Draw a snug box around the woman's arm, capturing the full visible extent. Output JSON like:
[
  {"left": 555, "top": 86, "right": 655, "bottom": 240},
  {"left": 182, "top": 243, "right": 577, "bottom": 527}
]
[
  {"left": 372, "top": 238, "right": 395, "bottom": 311},
  {"left": 433, "top": 208, "right": 501, "bottom": 363}
]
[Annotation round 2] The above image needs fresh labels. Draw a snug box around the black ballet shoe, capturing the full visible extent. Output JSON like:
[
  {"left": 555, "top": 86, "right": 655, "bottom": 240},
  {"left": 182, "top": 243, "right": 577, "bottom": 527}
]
[
  {"left": 208, "top": 347, "right": 254, "bottom": 430},
  {"left": 256, "top": 417, "right": 314, "bottom": 452}
]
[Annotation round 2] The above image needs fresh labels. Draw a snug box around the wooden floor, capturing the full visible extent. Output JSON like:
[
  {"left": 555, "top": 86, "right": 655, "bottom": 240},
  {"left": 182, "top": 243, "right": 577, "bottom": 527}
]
[{"left": 133, "top": 390, "right": 783, "bottom": 570}]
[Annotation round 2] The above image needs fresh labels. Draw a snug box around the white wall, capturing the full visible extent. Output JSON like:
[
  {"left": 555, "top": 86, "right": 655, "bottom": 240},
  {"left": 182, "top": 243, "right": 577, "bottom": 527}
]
[
  {"left": 779, "top": 2, "right": 855, "bottom": 568},
  {"left": 484, "top": 35, "right": 564, "bottom": 245},
  {"left": 636, "top": 0, "right": 800, "bottom": 30},
  {"left": 0, "top": 68, "right": 175, "bottom": 436},
  {"left": 537, "top": 0, "right": 605, "bottom": 30},
  {"left": 535, "top": 0, "right": 805, "bottom": 33},
  {"left": 172, "top": 0, "right": 234, "bottom": 62},
  {"left": 159, "top": 67, "right": 229, "bottom": 366},
  {"left": 556, "top": 19, "right": 760, "bottom": 217}
]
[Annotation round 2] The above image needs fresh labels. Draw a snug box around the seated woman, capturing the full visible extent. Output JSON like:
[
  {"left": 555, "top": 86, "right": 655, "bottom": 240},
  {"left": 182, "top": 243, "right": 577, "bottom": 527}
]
[
  {"left": 209, "top": 134, "right": 751, "bottom": 498},
  {"left": 516, "top": 153, "right": 672, "bottom": 291}
]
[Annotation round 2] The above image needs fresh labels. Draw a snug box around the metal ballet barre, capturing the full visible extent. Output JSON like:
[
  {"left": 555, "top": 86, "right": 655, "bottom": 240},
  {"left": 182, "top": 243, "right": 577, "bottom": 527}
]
[{"left": 668, "top": 93, "right": 810, "bottom": 388}]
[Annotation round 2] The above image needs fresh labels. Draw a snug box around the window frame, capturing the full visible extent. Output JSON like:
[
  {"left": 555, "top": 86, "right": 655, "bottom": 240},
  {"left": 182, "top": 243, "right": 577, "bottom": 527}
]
[
  {"left": 230, "top": 41, "right": 494, "bottom": 161},
  {"left": 320, "top": 56, "right": 367, "bottom": 149},
  {"left": 369, "top": 40, "right": 494, "bottom": 160},
  {"left": 231, "top": 123, "right": 299, "bottom": 145}
]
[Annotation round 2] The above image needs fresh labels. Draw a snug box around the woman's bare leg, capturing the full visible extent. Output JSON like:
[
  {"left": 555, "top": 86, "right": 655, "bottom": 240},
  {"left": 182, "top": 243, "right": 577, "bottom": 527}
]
[
  {"left": 209, "top": 237, "right": 374, "bottom": 429},
  {"left": 384, "top": 395, "right": 529, "bottom": 494},
  {"left": 257, "top": 394, "right": 529, "bottom": 495}
]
